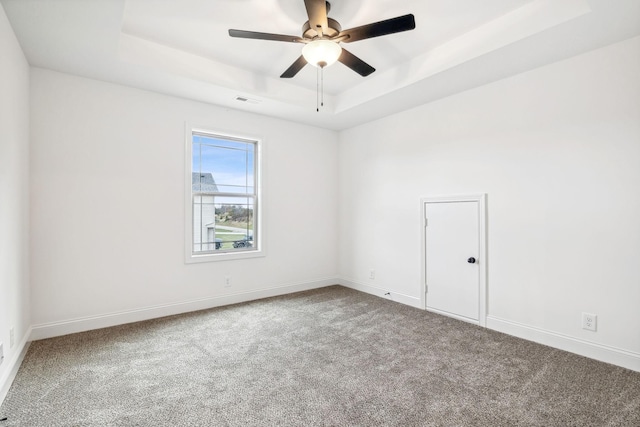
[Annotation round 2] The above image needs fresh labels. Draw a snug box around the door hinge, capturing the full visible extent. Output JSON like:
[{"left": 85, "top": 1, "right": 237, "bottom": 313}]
[{"left": 424, "top": 217, "right": 428, "bottom": 227}]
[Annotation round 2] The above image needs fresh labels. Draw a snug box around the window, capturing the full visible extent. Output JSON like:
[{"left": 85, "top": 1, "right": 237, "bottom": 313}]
[{"left": 186, "top": 128, "right": 261, "bottom": 262}]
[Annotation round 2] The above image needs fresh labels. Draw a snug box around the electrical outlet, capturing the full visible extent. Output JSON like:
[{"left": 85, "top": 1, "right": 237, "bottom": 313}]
[
  {"left": 582, "top": 312, "right": 597, "bottom": 331},
  {"left": 369, "top": 270, "right": 375, "bottom": 280},
  {"left": 224, "top": 276, "right": 231, "bottom": 287},
  {"left": 0, "top": 342, "right": 4, "bottom": 365},
  {"left": 10, "top": 327, "right": 15, "bottom": 348}
]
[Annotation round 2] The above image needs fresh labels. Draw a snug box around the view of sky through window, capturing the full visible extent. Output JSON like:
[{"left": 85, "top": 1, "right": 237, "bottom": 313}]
[{"left": 192, "top": 135, "right": 254, "bottom": 195}]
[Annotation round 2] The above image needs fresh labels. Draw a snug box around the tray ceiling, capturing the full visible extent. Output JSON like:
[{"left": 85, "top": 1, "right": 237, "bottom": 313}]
[{"left": 2, "top": 0, "right": 639, "bottom": 130}]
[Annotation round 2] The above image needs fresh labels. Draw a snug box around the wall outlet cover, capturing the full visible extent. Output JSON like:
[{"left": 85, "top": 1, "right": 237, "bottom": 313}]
[{"left": 582, "top": 312, "right": 597, "bottom": 331}]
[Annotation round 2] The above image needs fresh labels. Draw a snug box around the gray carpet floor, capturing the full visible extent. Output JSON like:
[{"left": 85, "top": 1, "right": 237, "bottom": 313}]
[{"left": 1, "top": 285, "right": 639, "bottom": 426}]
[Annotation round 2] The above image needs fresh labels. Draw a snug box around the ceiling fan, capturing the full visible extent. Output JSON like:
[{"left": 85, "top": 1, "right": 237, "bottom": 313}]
[{"left": 228, "top": 0, "right": 416, "bottom": 79}]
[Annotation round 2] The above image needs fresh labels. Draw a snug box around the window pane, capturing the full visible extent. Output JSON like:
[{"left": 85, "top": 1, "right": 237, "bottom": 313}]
[
  {"left": 192, "top": 135, "right": 255, "bottom": 195},
  {"left": 192, "top": 196, "right": 255, "bottom": 254}
]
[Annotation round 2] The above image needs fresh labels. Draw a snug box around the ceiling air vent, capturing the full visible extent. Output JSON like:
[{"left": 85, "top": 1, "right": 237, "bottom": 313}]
[{"left": 234, "top": 96, "right": 261, "bottom": 104}]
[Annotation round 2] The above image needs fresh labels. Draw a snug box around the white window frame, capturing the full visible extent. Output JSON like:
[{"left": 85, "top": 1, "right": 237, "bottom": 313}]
[{"left": 185, "top": 124, "right": 265, "bottom": 263}]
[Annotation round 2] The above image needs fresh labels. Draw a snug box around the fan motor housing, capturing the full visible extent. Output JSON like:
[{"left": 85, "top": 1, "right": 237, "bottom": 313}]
[{"left": 302, "top": 18, "right": 341, "bottom": 39}]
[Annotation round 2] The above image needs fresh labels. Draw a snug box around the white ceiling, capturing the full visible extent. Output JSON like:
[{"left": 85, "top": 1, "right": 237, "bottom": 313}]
[{"left": 2, "top": 0, "right": 639, "bottom": 130}]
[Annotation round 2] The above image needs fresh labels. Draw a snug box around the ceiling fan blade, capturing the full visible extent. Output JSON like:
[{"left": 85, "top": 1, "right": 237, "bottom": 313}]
[
  {"left": 304, "top": 0, "right": 328, "bottom": 35},
  {"left": 340, "top": 14, "right": 416, "bottom": 43},
  {"left": 229, "top": 29, "right": 304, "bottom": 43},
  {"left": 280, "top": 56, "right": 308, "bottom": 78},
  {"left": 338, "top": 48, "right": 375, "bottom": 77}
]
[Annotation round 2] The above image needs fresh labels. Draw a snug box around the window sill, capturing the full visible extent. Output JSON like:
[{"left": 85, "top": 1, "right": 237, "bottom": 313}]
[{"left": 185, "top": 249, "right": 265, "bottom": 264}]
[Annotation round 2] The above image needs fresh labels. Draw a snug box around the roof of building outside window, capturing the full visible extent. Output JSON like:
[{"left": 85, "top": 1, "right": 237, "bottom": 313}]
[{"left": 192, "top": 172, "right": 219, "bottom": 192}]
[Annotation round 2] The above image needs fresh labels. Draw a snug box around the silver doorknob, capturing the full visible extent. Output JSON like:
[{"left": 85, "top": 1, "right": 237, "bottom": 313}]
[{"left": 467, "top": 257, "right": 476, "bottom": 264}]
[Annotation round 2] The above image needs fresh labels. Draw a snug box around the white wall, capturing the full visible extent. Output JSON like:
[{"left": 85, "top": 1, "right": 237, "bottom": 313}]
[
  {"left": 29, "top": 69, "right": 338, "bottom": 334},
  {"left": 0, "top": 3, "right": 30, "bottom": 398},
  {"left": 338, "top": 36, "right": 640, "bottom": 368}
]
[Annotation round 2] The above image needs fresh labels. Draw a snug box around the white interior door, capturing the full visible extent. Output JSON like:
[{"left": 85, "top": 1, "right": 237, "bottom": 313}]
[{"left": 424, "top": 199, "right": 481, "bottom": 323}]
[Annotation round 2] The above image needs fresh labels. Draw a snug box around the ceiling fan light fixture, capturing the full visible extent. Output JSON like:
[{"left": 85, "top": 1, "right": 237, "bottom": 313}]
[{"left": 302, "top": 39, "right": 342, "bottom": 68}]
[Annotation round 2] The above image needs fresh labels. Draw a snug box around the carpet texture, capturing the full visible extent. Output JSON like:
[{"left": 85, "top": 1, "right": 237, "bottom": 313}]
[{"left": 1, "top": 286, "right": 639, "bottom": 426}]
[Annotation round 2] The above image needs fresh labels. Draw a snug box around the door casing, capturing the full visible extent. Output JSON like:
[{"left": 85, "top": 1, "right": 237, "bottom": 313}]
[{"left": 420, "top": 194, "right": 487, "bottom": 326}]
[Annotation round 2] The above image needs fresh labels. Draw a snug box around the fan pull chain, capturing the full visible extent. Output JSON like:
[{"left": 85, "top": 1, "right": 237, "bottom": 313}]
[
  {"left": 316, "top": 65, "right": 326, "bottom": 112},
  {"left": 321, "top": 66, "right": 324, "bottom": 107}
]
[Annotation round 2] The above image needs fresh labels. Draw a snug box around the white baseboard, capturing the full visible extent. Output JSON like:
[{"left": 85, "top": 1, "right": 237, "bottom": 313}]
[
  {"left": 487, "top": 315, "right": 640, "bottom": 372},
  {"left": 30, "top": 278, "right": 337, "bottom": 341},
  {"left": 0, "top": 327, "right": 31, "bottom": 407},
  {"left": 338, "top": 278, "right": 422, "bottom": 309},
  {"left": 336, "top": 281, "right": 639, "bottom": 372}
]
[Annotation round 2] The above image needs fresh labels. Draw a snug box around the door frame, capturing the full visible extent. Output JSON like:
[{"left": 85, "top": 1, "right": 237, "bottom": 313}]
[{"left": 420, "top": 194, "right": 487, "bottom": 327}]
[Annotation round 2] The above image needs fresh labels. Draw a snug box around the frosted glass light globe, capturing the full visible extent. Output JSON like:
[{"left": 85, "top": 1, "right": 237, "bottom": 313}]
[{"left": 302, "top": 40, "right": 342, "bottom": 68}]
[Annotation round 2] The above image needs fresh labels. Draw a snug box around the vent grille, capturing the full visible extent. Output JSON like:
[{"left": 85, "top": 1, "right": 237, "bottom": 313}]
[{"left": 234, "top": 96, "right": 261, "bottom": 104}]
